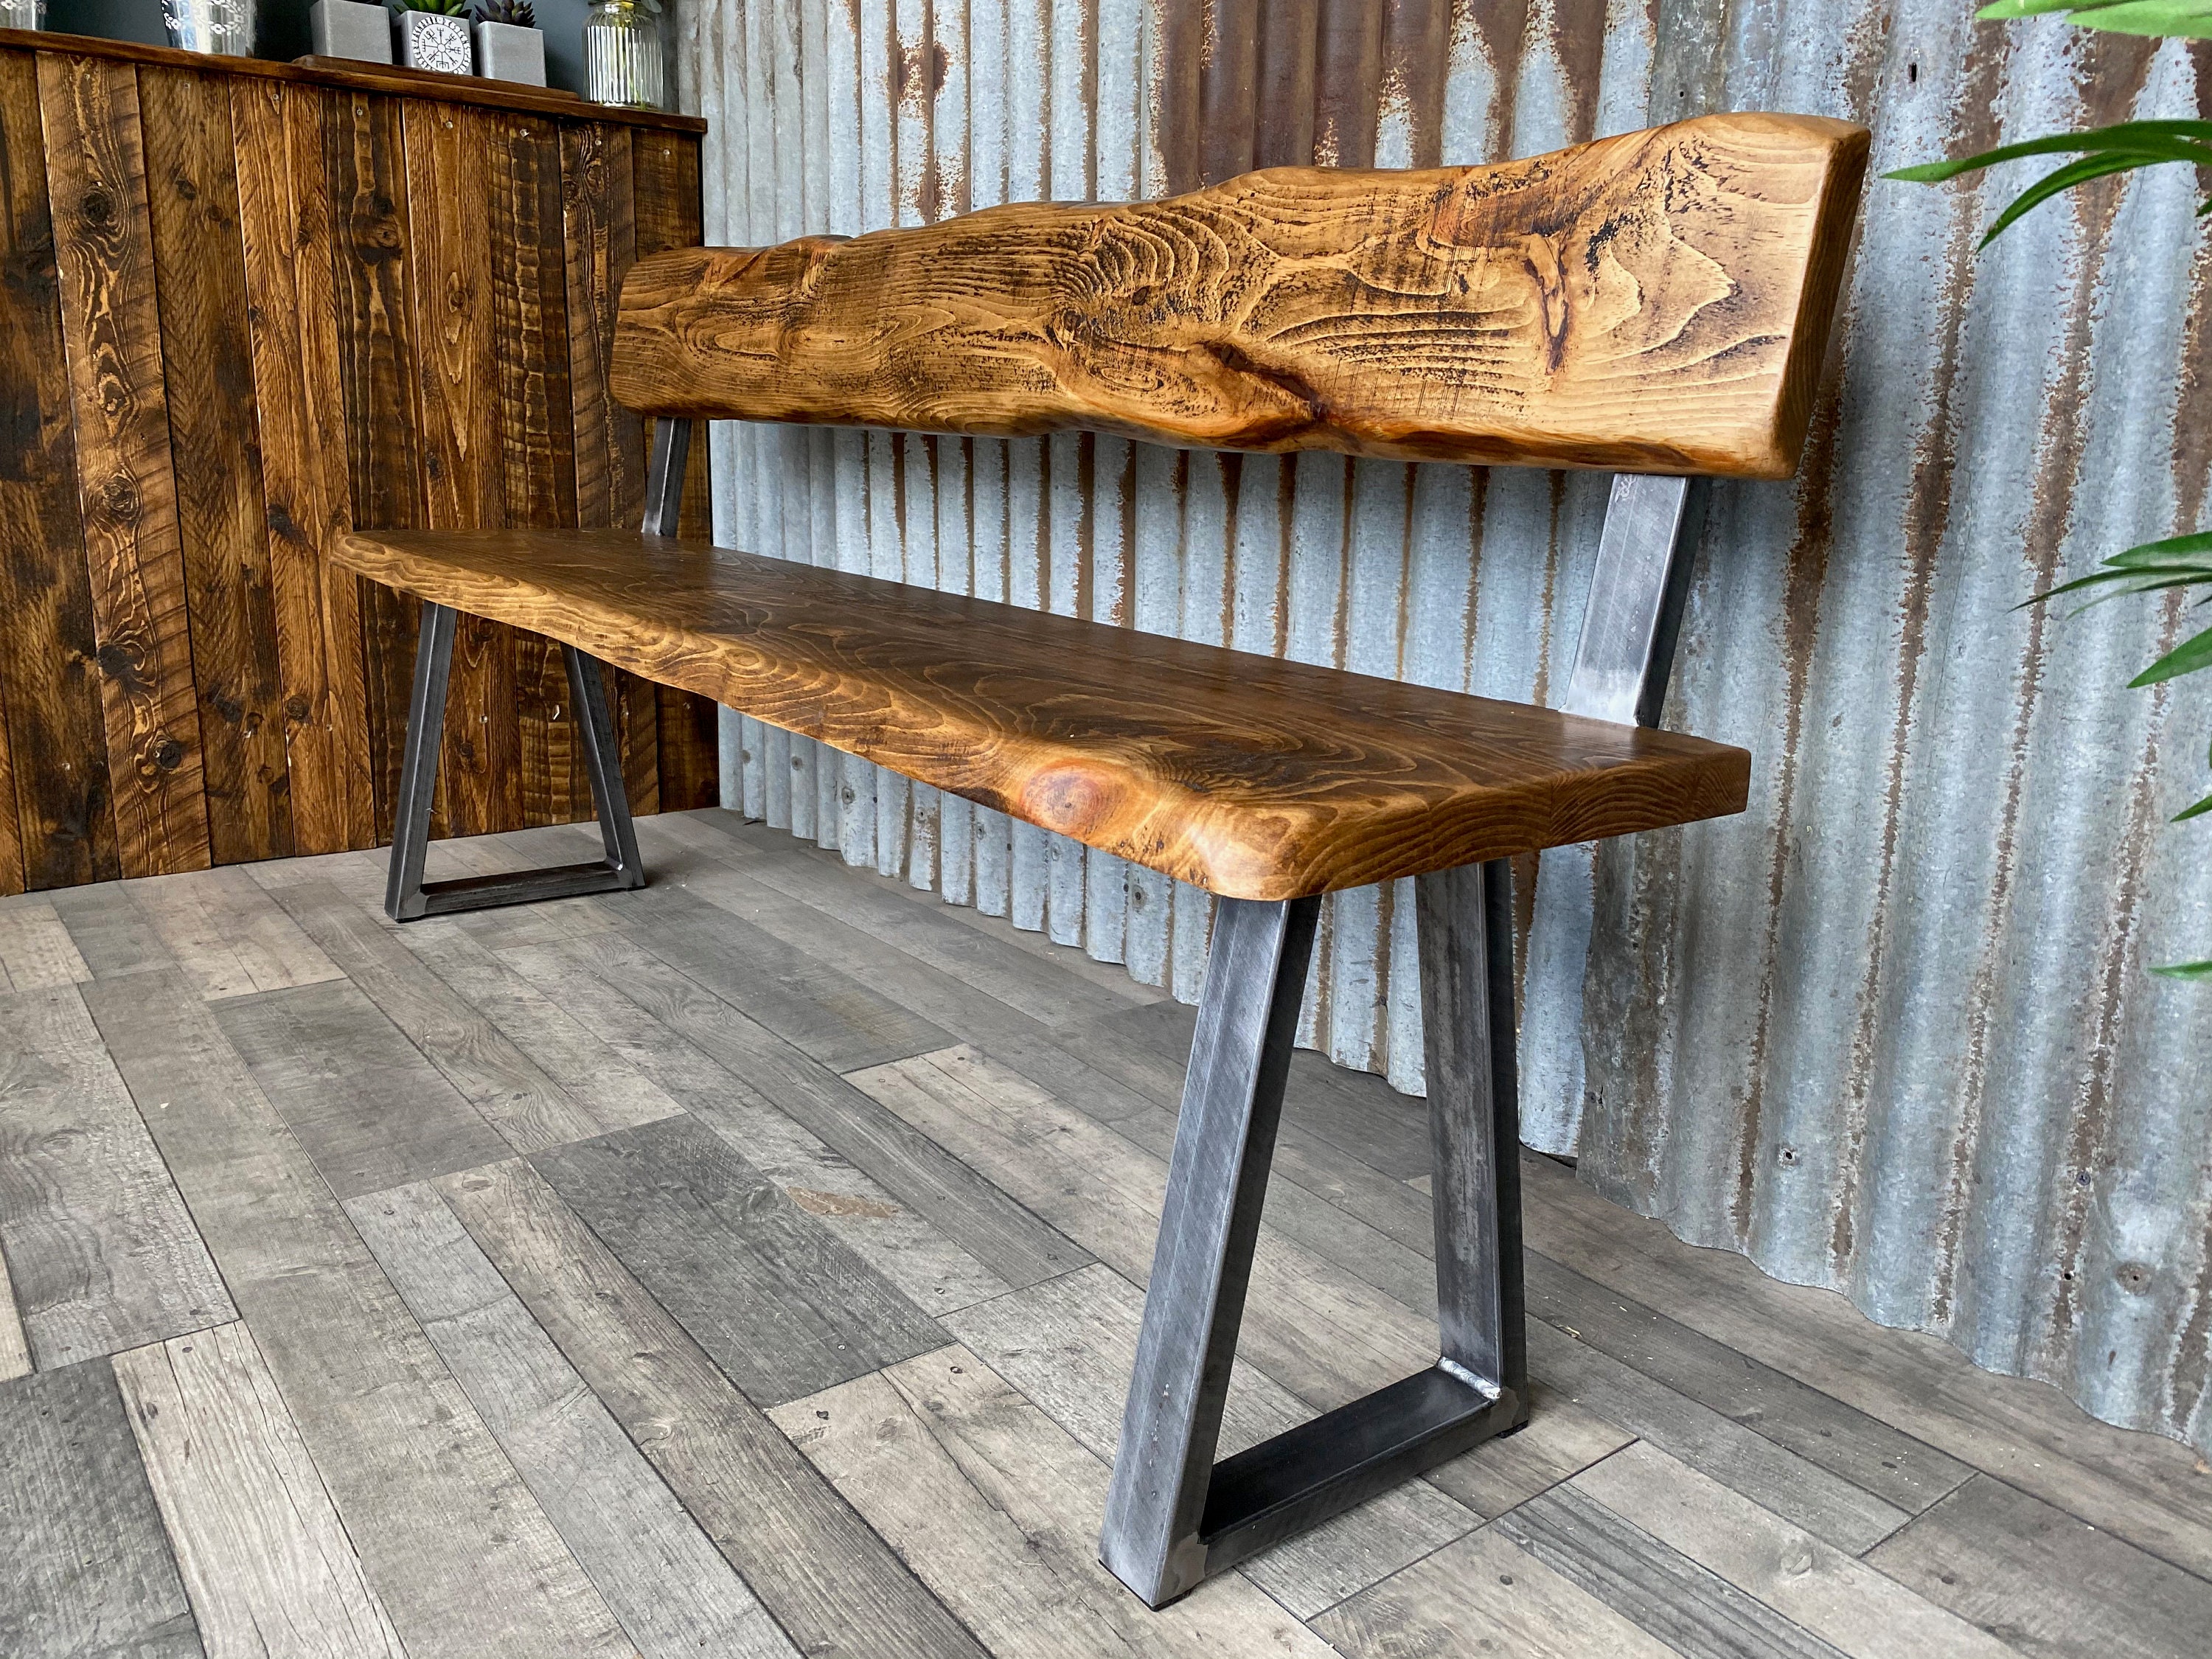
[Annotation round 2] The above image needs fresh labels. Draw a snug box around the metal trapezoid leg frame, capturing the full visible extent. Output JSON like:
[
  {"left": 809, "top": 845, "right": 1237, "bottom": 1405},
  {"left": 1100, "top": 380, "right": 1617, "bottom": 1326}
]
[
  {"left": 384, "top": 601, "right": 647, "bottom": 922},
  {"left": 1099, "top": 862, "right": 1526, "bottom": 1607}
]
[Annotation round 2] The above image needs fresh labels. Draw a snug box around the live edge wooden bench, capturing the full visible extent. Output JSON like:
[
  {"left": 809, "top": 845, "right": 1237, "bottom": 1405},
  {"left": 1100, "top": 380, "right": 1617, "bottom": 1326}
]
[{"left": 332, "top": 110, "right": 1869, "bottom": 1608}]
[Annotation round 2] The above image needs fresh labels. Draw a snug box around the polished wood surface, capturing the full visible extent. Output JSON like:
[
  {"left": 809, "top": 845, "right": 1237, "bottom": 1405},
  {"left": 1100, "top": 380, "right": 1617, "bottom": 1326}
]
[
  {"left": 330, "top": 528, "right": 1751, "bottom": 899},
  {"left": 613, "top": 113, "right": 1868, "bottom": 479},
  {"left": 0, "top": 40, "right": 711, "bottom": 895}
]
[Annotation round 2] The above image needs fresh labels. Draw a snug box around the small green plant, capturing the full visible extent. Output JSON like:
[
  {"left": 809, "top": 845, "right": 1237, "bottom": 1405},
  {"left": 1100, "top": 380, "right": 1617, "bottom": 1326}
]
[
  {"left": 1890, "top": 2, "right": 2212, "bottom": 977},
  {"left": 391, "top": 0, "right": 470, "bottom": 15},
  {"left": 476, "top": 0, "right": 536, "bottom": 24}
]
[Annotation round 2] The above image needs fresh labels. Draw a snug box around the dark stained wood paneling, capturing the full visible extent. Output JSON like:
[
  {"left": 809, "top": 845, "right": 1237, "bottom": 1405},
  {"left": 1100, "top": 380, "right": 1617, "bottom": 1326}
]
[
  {"left": 329, "top": 526, "right": 1753, "bottom": 900},
  {"left": 0, "top": 49, "right": 114, "bottom": 891},
  {"left": 403, "top": 99, "right": 518, "bottom": 841},
  {"left": 230, "top": 75, "right": 377, "bottom": 855},
  {"left": 631, "top": 128, "right": 717, "bottom": 814},
  {"left": 39, "top": 52, "right": 212, "bottom": 880},
  {"left": 492, "top": 111, "right": 590, "bottom": 828},
  {"left": 140, "top": 64, "right": 291, "bottom": 865},
  {"left": 563, "top": 122, "right": 658, "bottom": 815},
  {"left": 6, "top": 48, "right": 703, "bottom": 888},
  {"left": 324, "top": 88, "right": 428, "bottom": 846}
]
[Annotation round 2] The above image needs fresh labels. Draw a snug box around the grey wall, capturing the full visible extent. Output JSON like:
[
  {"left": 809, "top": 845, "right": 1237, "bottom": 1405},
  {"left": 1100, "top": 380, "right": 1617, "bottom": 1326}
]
[
  {"left": 41, "top": 0, "right": 598, "bottom": 94},
  {"left": 675, "top": 0, "right": 2212, "bottom": 1461}
]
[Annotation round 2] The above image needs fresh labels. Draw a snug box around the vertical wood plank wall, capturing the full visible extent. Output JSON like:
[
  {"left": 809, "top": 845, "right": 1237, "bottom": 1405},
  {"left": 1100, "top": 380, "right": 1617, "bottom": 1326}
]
[{"left": 0, "top": 38, "right": 716, "bottom": 894}]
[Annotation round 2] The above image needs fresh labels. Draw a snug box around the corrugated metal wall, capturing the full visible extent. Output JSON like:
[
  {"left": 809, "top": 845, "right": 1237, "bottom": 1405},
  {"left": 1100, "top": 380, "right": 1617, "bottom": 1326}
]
[{"left": 670, "top": 0, "right": 2212, "bottom": 1456}]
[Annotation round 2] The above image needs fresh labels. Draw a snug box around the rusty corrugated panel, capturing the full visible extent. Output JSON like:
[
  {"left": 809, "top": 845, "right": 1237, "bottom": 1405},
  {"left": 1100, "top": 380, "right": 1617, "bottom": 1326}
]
[{"left": 675, "top": 0, "right": 2212, "bottom": 1456}]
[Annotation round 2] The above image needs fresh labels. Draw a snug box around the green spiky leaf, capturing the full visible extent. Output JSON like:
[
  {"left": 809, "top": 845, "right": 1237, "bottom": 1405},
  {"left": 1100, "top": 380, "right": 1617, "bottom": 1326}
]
[
  {"left": 1977, "top": 0, "right": 2212, "bottom": 35},
  {"left": 2129, "top": 622, "right": 2212, "bottom": 687},
  {"left": 2150, "top": 959, "right": 2212, "bottom": 978}
]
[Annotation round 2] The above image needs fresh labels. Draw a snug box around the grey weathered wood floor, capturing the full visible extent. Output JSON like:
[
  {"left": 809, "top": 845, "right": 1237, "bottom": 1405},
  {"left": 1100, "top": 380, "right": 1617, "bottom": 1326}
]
[{"left": 1, "top": 807, "right": 2205, "bottom": 1659}]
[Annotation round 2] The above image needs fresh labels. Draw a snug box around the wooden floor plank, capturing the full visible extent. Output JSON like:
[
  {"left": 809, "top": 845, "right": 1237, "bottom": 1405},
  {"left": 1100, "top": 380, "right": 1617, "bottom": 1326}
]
[
  {"left": 0, "top": 899, "right": 92, "bottom": 989},
  {"left": 346, "top": 1180, "right": 801, "bottom": 1659},
  {"left": 531, "top": 1114, "right": 950, "bottom": 1407},
  {"left": 610, "top": 880, "right": 953, "bottom": 1073},
  {"left": 212, "top": 979, "right": 512, "bottom": 1201},
  {"left": 620, "top": 833, "right": 1171, "bottom": 1126},
  {"left": 945, "top": 1262, "right": 1478, "bottom": 1618},
  {"left": 119, "top": 866, "right": 344, "bottom": 1001},
  {"left": 389, "top": 918, "right": 686, "bottom": 1136},
  {"left": 521, "top": 928, "right": 1091, "bottom": 1292},
  {"left": 112, "top": 1322, "right": 408, "bottom": 1659},
  {"left": 1864, "top": 1473, "right": 2212, "bottom": 1659},
  {"left": 1425, "top": 1380, "right": 1638, "bottom": 1518},
  {"left": 263, "top": 878, "right": 613, "bottom": 1152},
  {"left": 49, "top": 880, "right": 177, "bottom": 979},
  {"left": 0, "top": 1244, "right": 30, "bottom": 1382},
  {"left": 1522, "top": 1251, "right": 1975, "bottom": 1516},
  {"left": 1072, "top": 995, "right": 1436, "bottom": 1180},
  {"left": 850, "top": 1043, "right": 1437, "bottom": 1411},
  {"left": 1518, "top": 1154, "right": 2212, "bottom": 1580},
  {"left": 768, "top": 1345, "right": 1338, "bottom": 1657},
  {"left": 1521, "top": 1317, "right": 1908, "bottom": 1554},
  {"left": 1570, "top": 1441, "right": 2020, "bottom": 1659},
  {"left": 1315, "top": 1526, "right": 1684, "bottom": 1658},
  {"left": 436, "top": 1155, "right": 992, "bottom": 1659},
  {"left": 81, "top": 970, "right": 640, "bottom": 1659},
  {"left": 0, "top": 984, "right": 235, "bottom": 1366},
  {"left": 0, "top": 1358, "right": 204, "bottom": 1659},
  {"left": 647, "top": 810, "right": 1162, "bottom": 1023},
  {"left": 1494, "top": 1481, "right": 1853, "bottom": 1659}
]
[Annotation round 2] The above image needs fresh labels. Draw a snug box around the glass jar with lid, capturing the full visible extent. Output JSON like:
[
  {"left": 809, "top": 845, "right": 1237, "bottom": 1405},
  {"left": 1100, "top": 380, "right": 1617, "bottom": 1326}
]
[{"left": 585, "top": 0, "right": 664, "bottom": 111}]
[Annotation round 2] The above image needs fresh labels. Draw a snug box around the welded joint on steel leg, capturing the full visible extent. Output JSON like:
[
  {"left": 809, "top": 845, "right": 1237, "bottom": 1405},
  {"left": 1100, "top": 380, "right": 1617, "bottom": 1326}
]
[
  {"left": 1098, "top": 863, "right": 1528, "bottom": 1607},
  {"left": 384, "top": 601, "right": 647, "bottom": 922}
]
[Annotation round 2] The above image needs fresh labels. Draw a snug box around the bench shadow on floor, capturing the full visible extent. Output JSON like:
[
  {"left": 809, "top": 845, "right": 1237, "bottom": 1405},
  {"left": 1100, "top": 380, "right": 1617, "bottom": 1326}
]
[{"left": 0, "top": 807, "right": 2205, "bottom": 1659}]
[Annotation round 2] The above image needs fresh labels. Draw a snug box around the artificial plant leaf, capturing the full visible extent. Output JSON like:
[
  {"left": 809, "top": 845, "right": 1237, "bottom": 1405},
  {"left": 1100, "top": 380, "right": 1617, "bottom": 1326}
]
[
  {"left": 1978, "top": 0, "right": 2212, "bottom": 34},
  {"left": 1885, "top": 122, "right": 2212, "bottom": 185},
  {"left": 1980, "top": 152, "right": 2175, "bottom": 243},
  {"left": 2130, "top": 622, "right": 2212, "bottom": 686},
  {"left": 2172, "top": 789, "right": 2212, "bottom": 823},
  {"left": 2109, "top": 529, "right": 2212, "bottom": 564},
  {"left": 2150, "top": 959, "right": 2212, "bottom": 979}
]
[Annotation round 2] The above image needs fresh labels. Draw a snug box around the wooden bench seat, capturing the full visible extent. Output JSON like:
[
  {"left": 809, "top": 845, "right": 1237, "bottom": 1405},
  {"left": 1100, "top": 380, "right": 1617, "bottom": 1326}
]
[
  {"left": 333, "top": 525, "right": 1748, "bottom": 901},
  {"left": 335, "top": 108, "right": 1869, "bottom": 1610}
]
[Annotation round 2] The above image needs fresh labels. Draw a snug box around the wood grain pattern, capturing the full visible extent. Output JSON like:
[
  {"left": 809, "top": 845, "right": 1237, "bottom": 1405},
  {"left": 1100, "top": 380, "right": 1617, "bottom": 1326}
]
[
  {"left": 0, "top": 51, "right": 115, "bottom": 893},
  {"left": 1865, "top": 1474, "right": 2212, "bottom": 1659},
  {"left": 347, "top": 1181, "right": 802, "bottom": 1659},
  {"left": 0, "top": 1236, "right": 32, "bottom": 1381},
  {"left": 768, "top": 1347, "right": 1339, "bottom": 1659},
  {"left": 41, "top": 52, "right": 212, "bottom": 880},
  {"left": 326, "top": 89, "right": 428, "bottom": 846},
  {"left": 0, "top": 1358, "right": 205, "bottom": 1659},
  {"left": 0, "top": 983, "right": 236, "bottom": 1366},
  {"left": 403, "top": 100, "right": 518, "bottom": 841},
  {"left": 232, "top": 74, "right": 377, "bottom": 855},
  {"left": 330, "top": 526, "right": 1750, "bottom": 897},
  {"left": 560, "top": 124, "right": 659, "bottom": 814},
  {"left": 492, "top": 114, "right": 590, "bottom": 829},
  {"left": 530, "top": 1113, "right": 950, "bottom": 1407},
  {"left": 80, "top": 968, "right": 639, "bottom": 1659},
  {"left": 614, "top": 113, "right": 1869, "bottom": 479},
  {"left": 113, "top": 1323, "right": 409, "bottom": 1659},
  {"left": 437, "top": 1154, "right": 995, "bottom": 1659},
  {"left": 140, "top": 66, "right": 292, "bottom": 866},
  {"left": 1572, "top": 1444, "right": 2018, "bottom": 1658},
  {"left": 631, "top": 128, "right": 719, "bottom": 812}
]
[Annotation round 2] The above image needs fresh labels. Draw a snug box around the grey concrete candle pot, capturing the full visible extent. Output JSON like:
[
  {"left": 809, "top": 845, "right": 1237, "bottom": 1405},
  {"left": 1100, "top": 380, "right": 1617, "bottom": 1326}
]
[
  {"left": 309, "top": 0, "right": 392, "bottom": 60},
  {"left": 474, "top": 19, "right": 545, "bottom": 85}
]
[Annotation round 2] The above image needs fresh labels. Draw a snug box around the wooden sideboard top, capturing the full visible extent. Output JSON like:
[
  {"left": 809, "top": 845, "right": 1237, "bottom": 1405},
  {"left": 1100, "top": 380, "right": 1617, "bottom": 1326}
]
[{"left": 0, "top": 27, "right": 708, "bottom": 132}]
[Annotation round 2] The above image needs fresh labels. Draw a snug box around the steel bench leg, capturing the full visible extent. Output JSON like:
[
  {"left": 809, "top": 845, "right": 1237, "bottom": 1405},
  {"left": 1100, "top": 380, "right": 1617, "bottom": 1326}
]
[
  {"left": 1099, "top": 861, "right": 1526, "bottom": 1607},
  {"left": 384, "top": 601, "right": 647, "bottom": 922}
]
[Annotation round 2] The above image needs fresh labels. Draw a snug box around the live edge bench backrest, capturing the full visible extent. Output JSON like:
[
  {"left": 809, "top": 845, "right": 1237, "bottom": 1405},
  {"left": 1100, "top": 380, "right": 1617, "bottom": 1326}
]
[
  {"left": 333, "top": 113, "right": 1869, "bottom": 901},
  {"left": 610, "top": 112, "right": 1871, "bottom": 480}
]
